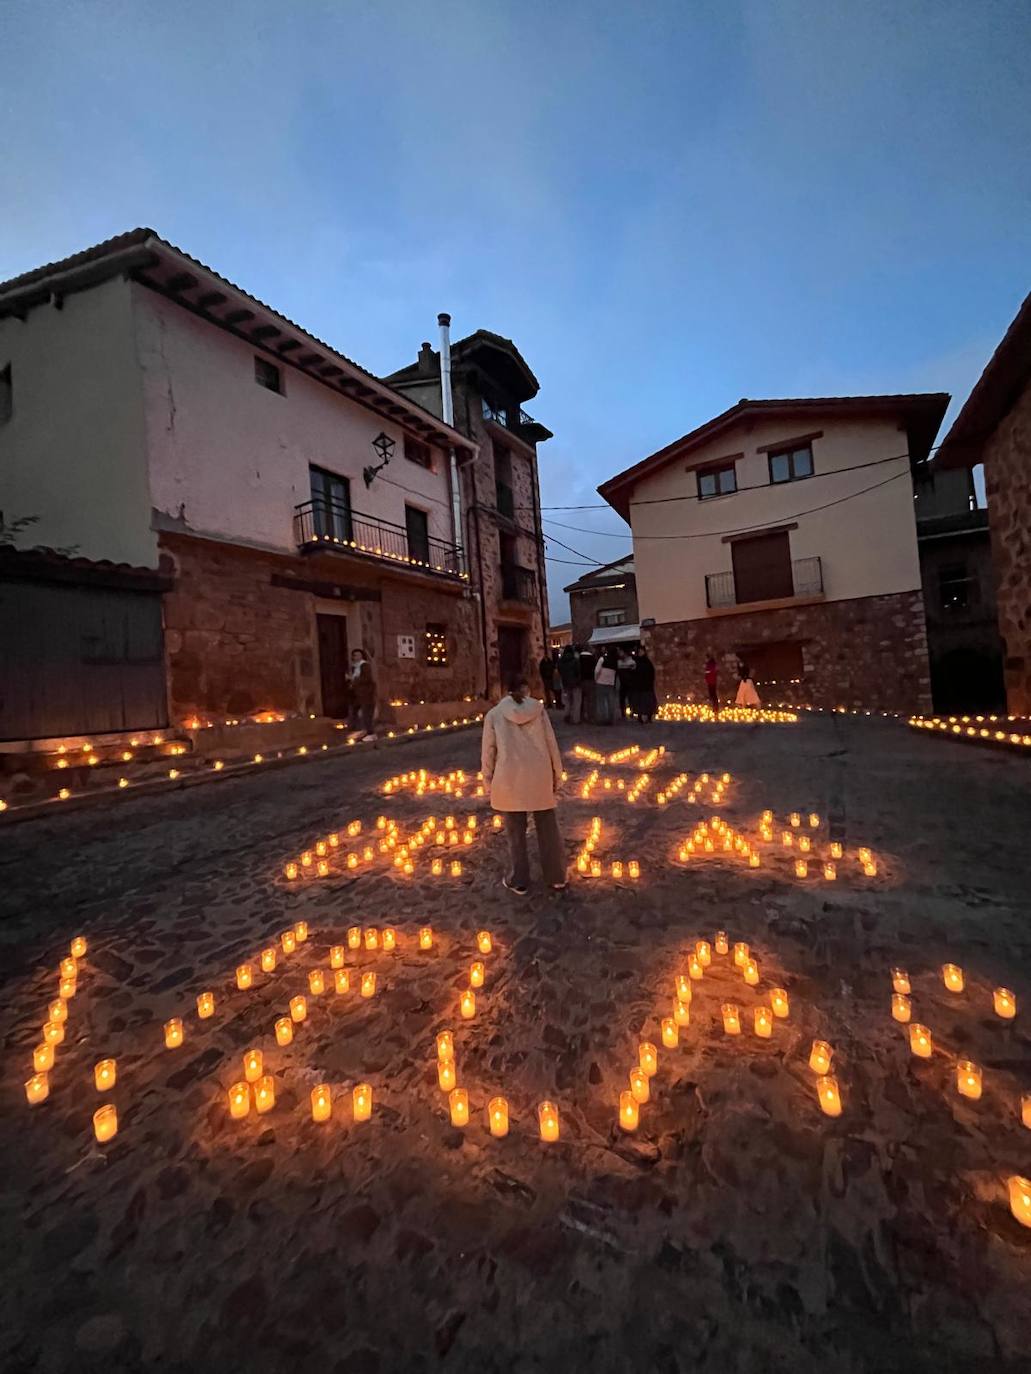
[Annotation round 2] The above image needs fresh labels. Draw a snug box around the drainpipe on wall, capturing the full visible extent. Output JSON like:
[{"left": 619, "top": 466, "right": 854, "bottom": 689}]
[{"left": 438, "top": 313, "right": 463, "bottom": 563}]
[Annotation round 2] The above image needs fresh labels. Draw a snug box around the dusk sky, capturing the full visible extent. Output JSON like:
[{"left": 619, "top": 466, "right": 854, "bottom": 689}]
[{"left": 3, "top": 0, "right": 1029, "bottom": 619}]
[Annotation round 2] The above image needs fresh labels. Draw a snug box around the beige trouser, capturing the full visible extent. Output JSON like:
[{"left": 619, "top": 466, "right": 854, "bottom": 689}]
[{"left": 503, "top": 809, "right": 566, "bottom": 888}]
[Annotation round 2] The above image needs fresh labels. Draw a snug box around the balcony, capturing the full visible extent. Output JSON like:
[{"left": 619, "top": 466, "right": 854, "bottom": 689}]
[
  {"left": 294, "top": 500, "right": 467, "bottom": 581},
  {"left": 482, "top": 399, "right": 553, "bottom": 444},
  {"left": 499, "top": 562, "right": 537, "bottom": 604},
  {"left": 705, "top": 556, "right": 823, "bottom": 610}
]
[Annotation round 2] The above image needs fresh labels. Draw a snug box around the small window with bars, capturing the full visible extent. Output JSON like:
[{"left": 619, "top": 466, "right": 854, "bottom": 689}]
[{"left": 425, "top": 624, "right": 448, "bottom": 666}]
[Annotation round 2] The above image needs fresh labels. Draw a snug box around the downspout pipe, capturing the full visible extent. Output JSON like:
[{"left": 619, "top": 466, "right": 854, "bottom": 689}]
[{"left": 438, "top": 313, "right": 463, "bottom": 565}]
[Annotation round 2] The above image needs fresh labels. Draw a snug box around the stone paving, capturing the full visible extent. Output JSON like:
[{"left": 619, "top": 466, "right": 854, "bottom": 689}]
[{"left": 2, "top": 714, "right": 1031, "bottom": 1373}]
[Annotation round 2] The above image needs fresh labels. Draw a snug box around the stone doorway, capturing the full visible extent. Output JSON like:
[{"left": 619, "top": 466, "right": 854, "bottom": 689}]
[{"left": 316, "top": 613, "right": 350, "bottom": 717}]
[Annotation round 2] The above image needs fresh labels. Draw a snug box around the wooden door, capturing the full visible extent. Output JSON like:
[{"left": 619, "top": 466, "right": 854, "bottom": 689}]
[
  {"left": 316, "top": 614, "right": 350, "bottom": 717},
  {"left": 731, "top": 532, "right": 793, "bottom": 604}
]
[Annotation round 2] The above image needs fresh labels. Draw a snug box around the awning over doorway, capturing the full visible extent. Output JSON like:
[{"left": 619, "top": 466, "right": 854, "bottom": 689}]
[{"left": 588, "top": 623, "right": 641, "bottom": 646}]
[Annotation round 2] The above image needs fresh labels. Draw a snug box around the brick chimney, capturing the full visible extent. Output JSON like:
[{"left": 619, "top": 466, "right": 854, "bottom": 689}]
[{"left": 417, "top": 341, "right": 436, "bottom": 376}]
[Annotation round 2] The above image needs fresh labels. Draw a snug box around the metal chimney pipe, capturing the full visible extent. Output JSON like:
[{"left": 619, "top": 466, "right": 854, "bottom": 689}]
[{"left": 437, "top": 312, "right": 463, "bottom": 561}]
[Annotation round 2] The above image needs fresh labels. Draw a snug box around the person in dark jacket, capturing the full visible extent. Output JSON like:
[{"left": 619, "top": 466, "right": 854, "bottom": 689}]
[
  {"left": 632, "top": 650, "right": 658, "bottom": 724},
  {"left": 539, "top": 652, "right": 556, "bottom": 709},
  {"left": 616, "top": 648, "right": 636, "bottom": 718},
  {"left": 559, "top": 645, "right": 581, "bottom": 723},
  {"left": 349, "top": 648, "right": 377, "bottom": 739},
  {"left": 578, "top": 645, "right": 597, "bottom": 724}
]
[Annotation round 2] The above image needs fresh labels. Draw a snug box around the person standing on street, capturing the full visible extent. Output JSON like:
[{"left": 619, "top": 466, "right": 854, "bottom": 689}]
[
  {"left": 481, "top": 672, "right": 566, "bottom": 894},
  {"left": 632, "top": 648, "right": 658, "bottom": 724},
  {"left": 704, "top": 652, "right": 719, "bottom": 717},
  {"left": 578, "top": 644, "right": 597, "bottom": 724},
  {"left": 539, "top": 650, "right": 555, "bottom": 708},
  {"left": 349, "top": 647, "right": 377, "bottom": 740},
  {"left": 617, "top": 647, "right": 636, "bottom": 719},
  {"left": 559, "top": 644, "right": 581, "bottom": 723},
  {"left": 594, "top": 646, "right": 619, "bottom": 724}
]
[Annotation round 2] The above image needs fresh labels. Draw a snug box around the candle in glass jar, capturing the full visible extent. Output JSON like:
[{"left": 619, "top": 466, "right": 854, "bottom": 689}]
[
  {"left": 33, "top": 1042, "right": 54, "bottom": 1072},
  {"left": 808, "top": 813, "right": 819, "bottom": 828},
  {"left": 993, "top": 987, "right": 1016, "bottom": 1019},
  {"left": 722, "top": 1003, "right": 741, "bottom": 1035},
  {"left": 817, "top": 1075, "right": 842, "bottom": 1117},
  {"left": 688, "top": 954, "right": 703, "bottom": 981},
  {"left": 830, "top": 841, "right": 843, "bottom": 859},
  {"left": 956, "top": 1059, "right": 982, "bottom": 1100},
  {"left": 863, "top": 861, "right": 877, "bottom": 877},
  {"left": 1008, "top": 1175, "right": 1031, "bottom": 1228},
  {"left": 488, "top": 1096, "right": 509, "bottom": 1137},
  {"left": 261, "top": 947, "right": 276, "bottom": 973},
  {"left": 25, "top": 1072, "right": 49, "bottom": 1105},
  {"left": 311, "top": 1084, "right": 332, "bottom": 1122},
  {"left": 437, "top": 1030, "right": 454, "bottom": 1060},
  {"left": 795, "top": 859, "right": 808, "bottom": 878},
  {"left": 743, "top": 958, "right": 760, "bottom": 986},
  {"left": 460, "top": 989, "right": 476, "bottom": 1019},
  {"left": 892, "top": 968, "right": 910, "bottom": 995},
  {"left": 197, "top": 991, "right": 215, "bottom": 1019},
  {"left": 770, "top": 988, "right": 789, "bottom": 1019},
  {"left": 274, "top": 1016, "right": 293, "bottom": 1046},
  {"left": 619, "top": 1090, "right": 639, "bottom": 1131},
  {"left": 70, "top": 935, "right": 87, "bottom": 959},
  {"left": 733, "top": 942, "right": 749, "bottom": 968},
  {"left": 823, "top": 863, "right": 837, "bottom": 881},
  {"left": 94, "top": 1058, "right": 116, "bottom": 1091},
  {"left": 347, "top": 926, "right": 362, "bottom": 950},
  {"left": 538, "top": 1100, "right": 560, "bottom": 1142},
  {"left": 798, "top": 836, "right": 811, "bottom": 853},
  {"left": 364, "top": 927, "right": 379, "bottom": 951},
  {"left": 236, "top": 963, "right": 253, "bottom": 991},
  {"left": 661, "top": 1017, "right": 679, "bottom": 1048},
  {"left": 942, "top": 963, "right": 964, "bottom": 993},
  {"left": 360, "top": 972, "right": 376, "bottom": 998},
  {"left": 419, "top": 927, "right": 433, "bottom": 950},
  {"left": 754, "top": 1006, "right": 773, "bottom": 1038},
  {"left": 290, "top": 995, "right": 307, "bottom": 1022},
  {"left": 438, "top": 1057, "right": 456, "bottom": 1091},
  {"left": 228, "top": 1081, "right": 250, "bottom": 1119},
  {"left": 333, "top": 968, "right": 349, "bottom": 995},
  {"left": 470, "top": 961, "right": 485, "bottom": 988},
  {"left": 43, "top": 1018, "right": 64, "bottom": 1046},
  {"left": 673, "top": 999, "right": 691, "bottom": 1027},
  {"left": 49, "top": 997, "right": 68, "bottom": 1024},
  {"left": 809, "top": 1040, "right": 833, "bottom": 1073},
  {"left": 382, "top": 928, "right": 397, "bottom": 952},
  {"left": 255, "top": 1076, "right": 276, "bottom": 1114},
  {"left": 675, "top": 973, "right": 692, "bottom": 1004},
  {"left": 639, "top": 1041, "right": 658, "bottom": 1076},
  {"left": 330, "top": 946, "right": 345, "bottom": 969},
  {"left": 93, "top": 1104, "right": 118, "bottom": 1142},
  {"left": 782, "top": 831, "right": 793, "bottom": 848},
  {"left": 477, "top": 930, "right": 493, "bottom": 955},
  {"left": 715, "top": 931, "right": 729, "bottom": 955},
  {"left": 449, "top": 1087, "right": 469, "bottom": 1127},
  {"left": 450, "top": 860, "right": 463, "bottom": 876},
  {"left": 908, "top": 1024, "right": 932, "bottom": 1058},
  {"left": 892, "top": 993, "right": 912, "bottom": 1023},
  {"left": 294, "top": 921, "right": 308, "bottom": 943},
  {"left": 628, "top": 860, "right": 640, "bottom": 880},
  {"left": 240, "top": 1048, "right": 263, "bottom": 1083},
  {"left": 351, "top": 1082, "right": 372, "bottom": 1122},
  {"left": 790, "top": 812, "right": 801, "bottom": 827},
  {"left": 281, "top": 929, "right": 296, "bottom": 955},
  {"left": 60, "top": 956, "right": 78, "bottom": 980},
  {"left": 58, "top": 976, "right": 77, "bottom": 1000},
  {"left": 1021, "top": 1095, "right": 1031, "bottom": 1129},
  {"left": 308, "top": 969, "right": 325, "bottom": 996},
  {"left": 629, "top": 1068, "right": 650, "bottom": 1103},
  {"left": 696, "top": 940, "right": 712, "bottom": 967},
  {"left": 164, "top": 1017, "right": 184, "bottom": 1048}
]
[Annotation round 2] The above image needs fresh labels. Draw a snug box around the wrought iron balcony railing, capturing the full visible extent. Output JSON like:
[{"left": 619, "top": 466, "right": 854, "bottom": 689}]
[
  {"left": 294, "top": 499, "right": 467, "bottom": 580},
  {"left": 499, "top": 562, "right": 537, "bottom": 604},
  {"left": 705, "top": 555, "right": 823, "bottom": 609},
  {"left": 482, "top": 400, "right": 548, "bottom": 440}
]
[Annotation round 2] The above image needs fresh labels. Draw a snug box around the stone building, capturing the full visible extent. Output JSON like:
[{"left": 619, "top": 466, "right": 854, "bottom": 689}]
[
  {"left": 386, "top": 328, "right": 552, "bottom": 697},
  {"left": 935, "top": 292, "right": 1031, "bottom": 717},
  {"left": 597, "top": 395, "right": 949, "bottom": 711},
  {"left": 914, "top": 466, "right": 1004, "bottom": 712},
  {"left": 564, "top": 556, "right": 639, "bottom": 648},
  {"left": 0, "top": 229, "right": 483, "bottom": 739}
]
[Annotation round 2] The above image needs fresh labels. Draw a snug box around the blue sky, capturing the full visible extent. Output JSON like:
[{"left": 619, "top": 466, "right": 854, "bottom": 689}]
[{"left": 2, "top": 0, "right": 1029, "bottom": 619}]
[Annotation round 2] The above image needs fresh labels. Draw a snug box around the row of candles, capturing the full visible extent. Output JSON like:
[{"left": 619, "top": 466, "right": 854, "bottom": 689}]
[
  {"left": 382, "top": 769, "right": 475, "bottom": 796},
  {"left": 909, "top": 715, "right": 1031, "bottom": 750},
  {"left": 574, "top": 816, "right": 642, "bottom": 880},
  {"left": 616, "top": 933, "right": 846, "bottom": 1129},
  {"left": 24, "top": 934, "right": 93, "bottom": 1110},
  {"left": 654, "top": 703, "right": 799, "bottom": 725},
  {"left": 282, "top": 811, "right": 503, "bottom": 882}
]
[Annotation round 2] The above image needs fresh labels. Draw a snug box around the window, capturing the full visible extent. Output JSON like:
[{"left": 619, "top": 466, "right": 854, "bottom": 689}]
[
  {"left": 482, "top": 396, "right": 508, "bottom": 426},
  {"left": 939, "top": 562, "right": 978, "bottom": 613},
  {"left": 309, "top": 466, "right": 352, "bottom": 541},
  {"left": 697, "top": 462, "right": 737, "bottom": 500},
  {"left": 425, "top": 623, "right": 448, "bottom": 666},
  {"left": 768, "top": 444, "right": 814, "bottom": 484},
  {"left": 0, "top": 364, "right": 11, "bottom": 423},
  {"left": 404, "top": 436, "right": 433, "bottom": 470},
  {"left": 405, "top": 505, "right": 430, "bottom": 565},
  {"left": 254, "top": 356, "right": 283, "bottom": 394},
  {"left": 597, "top": 608, "right": 627, "bottom": 627}
]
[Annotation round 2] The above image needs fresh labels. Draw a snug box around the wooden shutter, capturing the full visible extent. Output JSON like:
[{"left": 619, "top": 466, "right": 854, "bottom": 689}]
[{"left": 731, "top": 532, "right": 793, "bottom": 604}]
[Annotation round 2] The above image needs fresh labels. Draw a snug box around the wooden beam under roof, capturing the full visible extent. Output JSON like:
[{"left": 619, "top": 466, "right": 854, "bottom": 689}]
[
  {"left": 165, "top": 272, "right": 199, "bottom": 293},
  {"left": 251, "top": 324, "right": 281, "bottom": 340},
  {"left": 196, "top": 290, "right": 227, "bottom": 308},
  {"left": 224, "top": 308, "right": 254, "bottom": 325},
  {"left": 277, "top": 339, "right": 301, "bottom": 353}
]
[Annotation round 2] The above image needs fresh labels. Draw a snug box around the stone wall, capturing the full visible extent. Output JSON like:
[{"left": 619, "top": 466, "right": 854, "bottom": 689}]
[
  {"left": 570, "top": 578, "right": 639, "bottom": 645},
  {"left": 645, "top": 589, "right": 933, "bottom": 713},
  {"left": 983, "top": 380, "right": 1031, "bottom": 716},
  {"left": 160, "top": 532, "right": 481, "bottom": 725}
]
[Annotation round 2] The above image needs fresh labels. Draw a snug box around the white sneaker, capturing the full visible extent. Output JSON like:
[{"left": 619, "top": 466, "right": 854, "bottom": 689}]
[{"left": 362, "top": 734, "right": 376, "bottom": 742}]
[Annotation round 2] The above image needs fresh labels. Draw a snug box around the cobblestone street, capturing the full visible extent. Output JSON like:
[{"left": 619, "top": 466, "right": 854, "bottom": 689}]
[{"left": 3, "top": 714, "right": 1031, "bottom": 1373}]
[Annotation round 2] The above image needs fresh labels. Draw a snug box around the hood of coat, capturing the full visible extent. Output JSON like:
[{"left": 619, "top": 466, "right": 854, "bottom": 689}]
[{"left": 497, "top": 694, "right": 544, "bottom": 726}]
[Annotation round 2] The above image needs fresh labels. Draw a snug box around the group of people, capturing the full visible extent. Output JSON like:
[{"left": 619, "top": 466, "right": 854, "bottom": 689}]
[
  {"left": 704, "top": 652, "right": 762, "bottom": 715},
  {"left": 538, "top": 644, "right": 659, "bottom": 725}
]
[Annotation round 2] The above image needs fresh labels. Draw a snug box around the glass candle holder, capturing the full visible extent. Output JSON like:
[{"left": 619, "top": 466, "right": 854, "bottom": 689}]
[
  {"left": 60, "top": 956, "right": 78, "bottom": 980},
  {"left": 830, "top": 841, "right": 843, "bottom": 859},
  {"left": 49, "top": 997, "right": 68, "bottom": 1024},
  {"left": 538, "top": 1101, "right": 559, "bottom": 1142},
  {"left": 795, "top": 859, "right": 808, "bottom": 878},
  {"left": 330, "top": 946, "right": 345, "bottom": 969},
  {"left": 487, "top": 1096, "right": 509, "bottom": 1137},
  {"left": 281, "top": 930, "right": 296, "bottom": 955},
  {"left": 25, "top": 1072, "right": 49, "bottom": 1105},
  {"left": 255, "top": 1075, "right": 276, "bottom": 1114},
  {"left": 419, "top": 927, "right": 433, "bottom": 950},
  {"left": 754, "top": 1006, "right": 773, "bottom": 1038},
  {"left": 93, "top": 1104, "right": 118, "bottom": 1142},
  {"left": 993, "top": 987, "right": 1016, "bottom": 1019},
  {"left": 470, "top": 961, "right": 485, "bottom": 989},
  {"left": 942, "top": 963, "right": 964, "bottom": 993},
  {"left": 721, "top": 1004, "right": 741, "bottom": 1035},
  {"left": 449, "top": 1087, "right": 469, "bottom": 1127},
  {"left": 1008, "top": 1175, "right": 1031, "bottom": 1228},
  {"left": 891, "top": 993, "right": 912, "bottom": 1023},
  {"left": 94, "top": 1059, "right": 116, "bottom": 1091},
  {"left": 197, "top": 992, "right": 215, "bottom": 1019},
  {"left": 43, "top": 1019, "right": 65, "bottom": 1046},
  {"left": 816, "top": 1075, "right": 841, "bottom": 1117},
  {"left": 892, "top": 968, "right": 910, "bottom": 995},
  {"left": 334, "top": 969, "right": 350, "bottom": 995},
  {"left": 639, "top": 1041, "right": 658, "bottom": 1076},
  {"left": 437, "top": 1057, "right": 456, "bottom": 1092},
  {"left": 673, "top": 999, "right": 691, "bottom": 1027},
  {"left": 908, "top": 1024, "right": 932, "bottom": 1058},
  {"left": 477, "top": 931, "right": 493, "bottom": 955},
  {"left": 33, "top": 1042, "right": 54, "bottom": 1073},
  {"left": 382, "top": 928, "right": 397, "bottom": 952},
  {"left": 743, "top": 958, "right": 760, "bottom": 986},
  {"left": 164, "top": 1017, "right": 184, "bottom": 1048},
  {"left": 770, "top": 988, "right": 789, "bottom": 1019},
  {"left": 275, "top": 1016, "right": 293, "bottom": 1046},
  {"left": 347, "top": 926, "right": 361, "bottom": 950},
  {"left": 733, "top": 942, "right": 749, "bottom": 968},
  {"left": 70, "top": 936, "right": 87, "bottom": 959},
  {"left": 956, "top": 1059, "right": 982, "bottom": 1100},
  {"left": 364, "top": 928, "right": 379, "bottom": 951},
  {"left": 809, "top": 1040, "right": 832, "bottom": 1074},
  {"left": 235, "top": 964, "right": 253, "bottom": 991},
  {"left": 289, "top": 995, "right": 307, "bottom": 1023},
  {"left": 261, "top": 947, "right": 277, "bottom": 973},
  {"left": 460, "top": 990, "right": 476, "bottom": 1020},
  {"left": 308, "top": 969, "right": 326, "bottom": 996},
  {"left": 1021, "top": 1095, "right": 1031, "bottom": 1130},
  {"left": 661, "top": 1017, "right": 679, "bottom": 1048},
  {"left": 715, "top": 931, "right": 729, "bottom": 955},
  {"left": 675, "top": 974, "right": 692, "bottom": 1004},
  {"left": 360, "top": 972, "right": 376, "bottom": 998},
  {"left": 619, "top": 1090, "right": 639, "bottom": 1131},
  {"left": 629, "top": 1068, "right": 650, "bottom": 1103},
  {"left": 294, "top": 921, "right": 308, "bottom": 943},
  {"left": 437, "top": 1030, "right": 454, "bottom": 1060},
  {"left": 229, "top": 1081, "right": 250, "bottom": 1119},
  {"left": 311, "top": 1084, "right": 332, "bottom": 1123}
]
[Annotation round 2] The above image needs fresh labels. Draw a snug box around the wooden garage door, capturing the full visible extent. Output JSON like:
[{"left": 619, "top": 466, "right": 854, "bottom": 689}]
[{"left": 0, "top": 581, "right": 167, "bottom": 741}]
